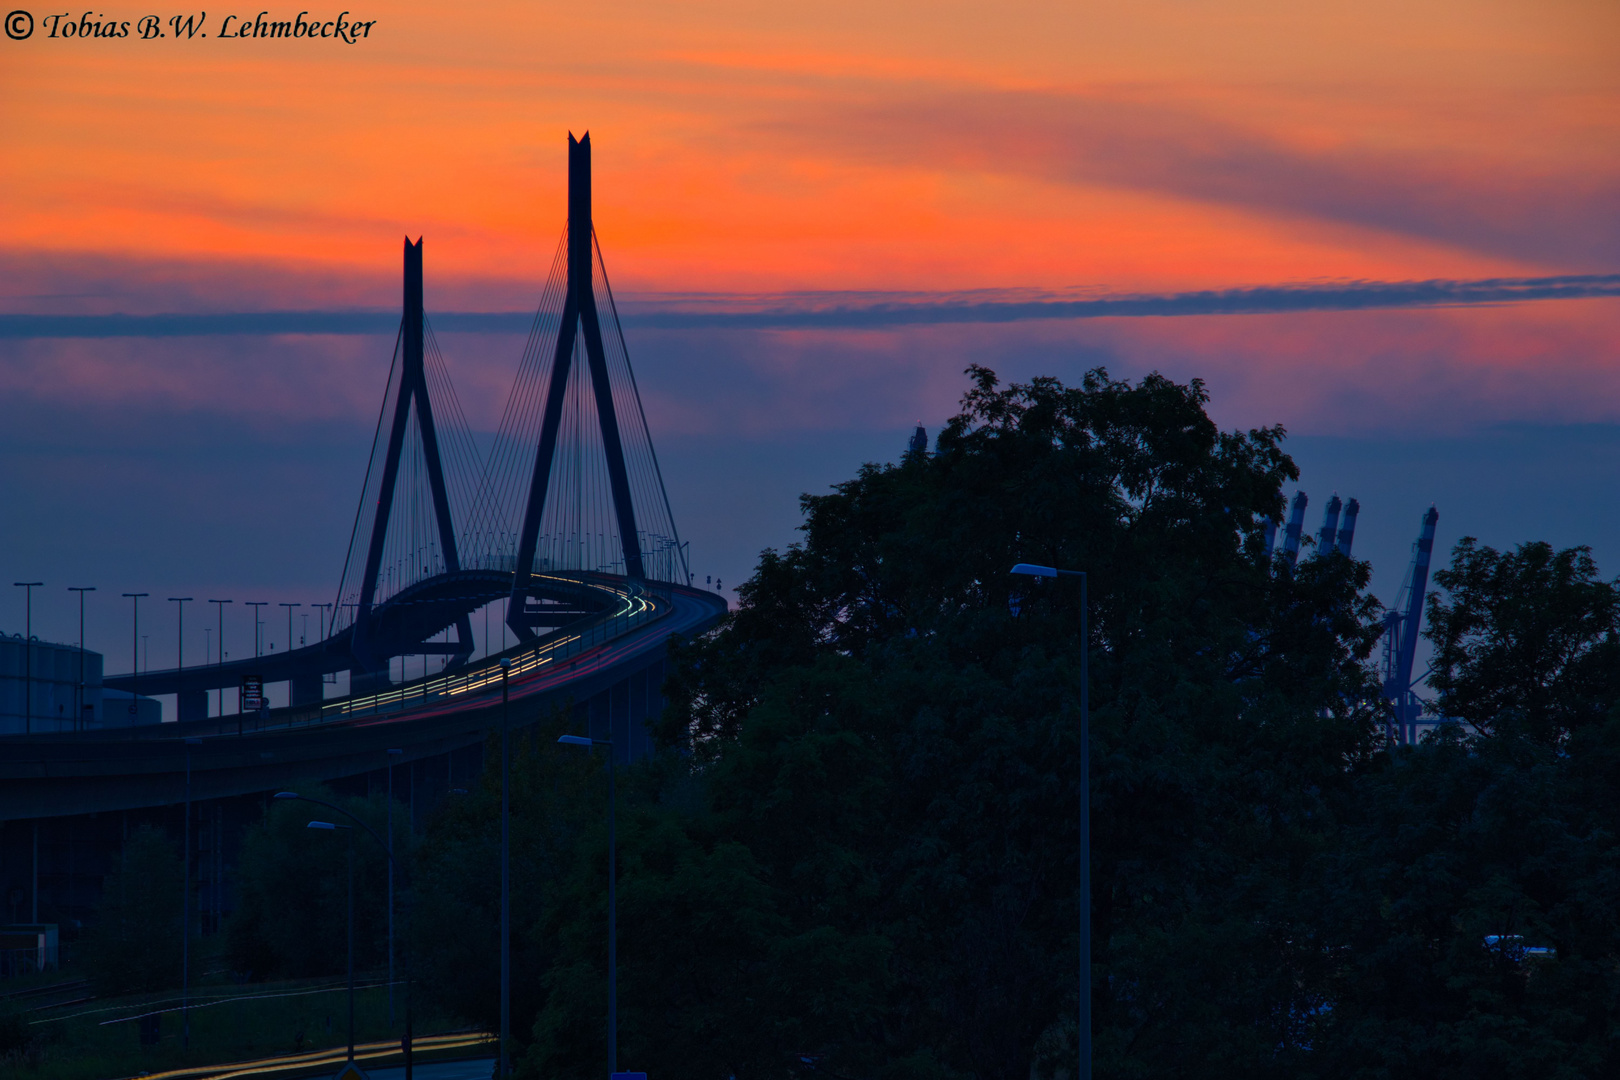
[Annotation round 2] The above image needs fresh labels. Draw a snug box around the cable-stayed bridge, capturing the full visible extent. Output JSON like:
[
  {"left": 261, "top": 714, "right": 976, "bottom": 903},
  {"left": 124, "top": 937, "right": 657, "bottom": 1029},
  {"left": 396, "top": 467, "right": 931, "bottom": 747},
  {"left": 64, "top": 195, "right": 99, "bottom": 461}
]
[{"left": 0, "top": 134, "right": 726, "bottom": 837}]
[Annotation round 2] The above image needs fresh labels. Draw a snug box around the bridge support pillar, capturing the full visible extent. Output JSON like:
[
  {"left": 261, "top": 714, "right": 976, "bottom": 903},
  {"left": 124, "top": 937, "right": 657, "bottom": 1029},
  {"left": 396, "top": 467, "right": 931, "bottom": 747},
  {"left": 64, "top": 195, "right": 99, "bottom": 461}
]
[
  {"left": 291, "top": 673, "right": 324, "bottom": 707},
  {"left": 177, "top": 688, "right": 208, "bottom": 724}
]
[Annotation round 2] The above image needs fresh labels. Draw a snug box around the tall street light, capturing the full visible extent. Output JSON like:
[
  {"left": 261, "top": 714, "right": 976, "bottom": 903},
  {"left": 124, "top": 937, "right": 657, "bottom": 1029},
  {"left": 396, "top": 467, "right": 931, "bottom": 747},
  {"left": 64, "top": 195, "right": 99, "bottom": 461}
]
[
  {"left": 276, "top": 792, "right": 413, "bottom": 1079},
  {"left": 68, "top": 587, "right": 95, "bottom": 732},
  {"left": 123, "top": 593, "right": 149, "bottom": 719},
  {"left": 182, "top": 736, "right": 201, "bottom": 1049},
  {"left": 499, "top": 658, "right": 512, "bottom": 1080},
  {"left": 13, "top": 582, "right": 43, "bottom": 735},
  {"left": 209, "top": 600, "right": 231, "bottom": 722},
  {"left": 308, "top": 819, "right": 357, "bottom": 1061},
  {"left": 245, "top": 602, "right": 267, "bottom": 657},
  {"left": 170, "top": 597, "right": 192, "bottom": 721},
  {"left": 387, "top": 746, "right": 403, "bottom": 1028},
  {"left": 558, "top": 732, "right": 618, "bottom": 1074},
  {"left": 279, "top": 602, "right": 300, "bottom": 654},
  {"left": 245, "top": 602, "right": 267, "bottom": 724},
  {"left": 1010, "top": 563, "right": 1090, "bottom": 1080}
]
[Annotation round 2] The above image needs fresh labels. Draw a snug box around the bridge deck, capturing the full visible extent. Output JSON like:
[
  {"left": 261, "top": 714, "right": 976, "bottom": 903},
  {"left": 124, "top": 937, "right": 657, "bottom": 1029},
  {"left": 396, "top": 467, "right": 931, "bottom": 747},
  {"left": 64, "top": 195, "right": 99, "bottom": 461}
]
[
  {"left": 0, "top": 581, "right": 726, "bottom": 819},
  {"left": 101, "top": 571, "right": 618, "bottom": 698}
]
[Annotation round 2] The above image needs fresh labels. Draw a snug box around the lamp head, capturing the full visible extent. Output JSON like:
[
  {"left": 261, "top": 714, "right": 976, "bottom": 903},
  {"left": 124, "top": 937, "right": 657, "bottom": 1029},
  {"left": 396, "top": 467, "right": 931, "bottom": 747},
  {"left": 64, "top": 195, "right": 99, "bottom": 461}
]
[
  {"left": 557, "top": 735, "right": 593, "bottom": 747},
  {"left": 273, "top": 791, "right": 299, "bottom": 800},
  {"left": 306, "top": 821, "right": 338, "bottom": 830},
  {"left": 1010, "top": 563, "right": 1058, "bottom": 578}
]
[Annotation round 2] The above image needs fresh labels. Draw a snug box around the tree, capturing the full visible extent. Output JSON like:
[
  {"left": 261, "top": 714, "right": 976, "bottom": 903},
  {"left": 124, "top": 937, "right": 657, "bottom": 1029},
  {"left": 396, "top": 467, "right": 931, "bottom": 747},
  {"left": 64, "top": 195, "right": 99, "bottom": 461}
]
[
  {"left": 410, "top": 718, "right": 596, "bottom": 1052},
  {"left": 521, "top": 367, "right": 1383, "bottom": 1080},
  {"left": 1312, "top": 720, "right": 1620, "bottom": 1078},
  {"left": 226, "top": 787, "right": 399, "bottom": 980},
  {"left": 1427, "top": 538, "right": 1620, "bottom": 743},
  {"left": 82, "top": 825, "right": 183, "bottom": 996},
  {"left": 1304, "top": 539, "right": 1620, "bottom": 1077}
]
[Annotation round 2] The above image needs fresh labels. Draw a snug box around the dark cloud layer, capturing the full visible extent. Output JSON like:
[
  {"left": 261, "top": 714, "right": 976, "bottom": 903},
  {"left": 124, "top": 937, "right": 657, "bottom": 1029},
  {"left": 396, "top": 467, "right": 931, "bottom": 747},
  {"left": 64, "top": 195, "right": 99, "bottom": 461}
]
[
  {"left": 761, "top": 89, "right": 1620, "bottom": 269},
  {"left": 3, "top": 273, "right": 1614, "bottom": 338}
]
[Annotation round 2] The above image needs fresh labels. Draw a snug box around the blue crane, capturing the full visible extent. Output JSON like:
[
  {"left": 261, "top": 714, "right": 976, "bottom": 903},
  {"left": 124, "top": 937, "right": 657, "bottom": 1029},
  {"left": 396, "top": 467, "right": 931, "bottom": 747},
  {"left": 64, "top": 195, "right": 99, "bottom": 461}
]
[
  {"left": 1336, "top": 498, "right": 1360, "bottom": 555},
  {"left": 1281, "top": 491, "right": 1309, "bottom": 566},
  {"left": 1265, "top": 490, "right": 1361, "bottom": 564},
  {"left": 1317, "top": 494, "right": 1342, "bottom": 553},
  {"left": 1381, "top": 505, "right": 1440, "bottom": 744}
]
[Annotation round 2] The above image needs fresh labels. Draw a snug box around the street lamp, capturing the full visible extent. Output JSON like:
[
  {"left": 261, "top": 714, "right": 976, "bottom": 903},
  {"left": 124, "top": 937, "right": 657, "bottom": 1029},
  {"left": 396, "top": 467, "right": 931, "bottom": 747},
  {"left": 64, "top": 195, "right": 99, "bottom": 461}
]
[
  {"left": 122, "top": 593, "right": 149, "bottom": 718},
  {"left": 69, "top": 587, "right": 95, "bottom": 732},
  {"left": 209, "top": 600, "right": 232, "bottom": 722},
  {"left": 557, "top": 732, "right": 618, "bottom": 1075},
  {"left": 276, "top": 792, "right": 414, "bottom": 1079},
  {"left": 245, "top": 602, "right": 268, "bottom": 724},
  {"left": 182, "top": 736, "right": 202, "bottom": 1049},
  {"left": 387, "top": 747, "right": 403, "bottom": 1028},
  {"left": 245, "top": 602, "right": 267, "bottom": 657},
  {"left": 279, "top": 602, "right": 300, "bottom": 654},
  {"left": 1010, "top": 562, "right": 1090, "bottom": 1080},
  {"left": 499, "top": 658, "right": 512, "bottom": 1080},
  {"left": 170, "top": 598, "right": 192, "bottom": 721},
  {"left": 13, "top": 582, "right": 43, "bottom": 735},
  {"left": 306, "top": 819, "right": 357, "bottom": 1061}
]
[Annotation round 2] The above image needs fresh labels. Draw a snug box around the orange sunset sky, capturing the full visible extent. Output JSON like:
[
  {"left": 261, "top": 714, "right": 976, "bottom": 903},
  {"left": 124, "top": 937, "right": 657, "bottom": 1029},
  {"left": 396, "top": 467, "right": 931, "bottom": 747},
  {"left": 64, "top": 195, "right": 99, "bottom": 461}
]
[
  {"left": 2, "top": 0, "right": 1616, "bottom": 295},
  {"left": 1, "top": 0, "right": 1619, "bottom": 649}
]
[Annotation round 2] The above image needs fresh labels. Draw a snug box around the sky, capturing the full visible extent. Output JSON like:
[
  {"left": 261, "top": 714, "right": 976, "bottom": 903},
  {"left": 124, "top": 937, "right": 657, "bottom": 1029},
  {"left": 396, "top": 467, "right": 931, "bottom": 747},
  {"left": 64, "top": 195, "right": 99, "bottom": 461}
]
[{"left": 1, "top": 0, "right": 1618, "bottom": 684}]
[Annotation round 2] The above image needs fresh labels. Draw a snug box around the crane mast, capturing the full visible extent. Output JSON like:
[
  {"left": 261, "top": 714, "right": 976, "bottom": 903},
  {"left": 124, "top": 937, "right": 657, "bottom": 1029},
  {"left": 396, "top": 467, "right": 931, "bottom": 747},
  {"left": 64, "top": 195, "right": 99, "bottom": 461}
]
[{"left": 1381, "top": 505, "right": 1440, "bottom": 744}]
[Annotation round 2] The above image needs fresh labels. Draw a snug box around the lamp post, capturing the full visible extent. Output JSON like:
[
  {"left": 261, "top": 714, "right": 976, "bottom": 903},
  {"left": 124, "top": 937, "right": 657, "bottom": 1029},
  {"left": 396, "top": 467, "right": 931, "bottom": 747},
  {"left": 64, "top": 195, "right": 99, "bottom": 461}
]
[
  {"left": 306, "top": 819, "right": 356, "bottom": 1061},
  {"left": 182, "top": 736, "right": 201, "bottom": 1049},
  {"left": 499, "top": 658, "right": 512, "bottom": 1079},
  {"left": 245, "top": 602, "right": 267, "bottom": 724},
  {"left": 209, "top": 600, "right": 231, "bottom": 722},
  {"left": 558, "top": 732, "right": 617, "bottom": 1074},
  {"left": 69, "top": 587, "right": 95, "bottom": 732},
  {"left": 245, "top": 602, "right": 267, "bottom": 657},
  {"left": 276, "top": 792, "right": 413, "bottom": 1078},
  {"left": 1010, "top": 563, "right": 1089, "bottom": 1080},
  {"left": 122, "top": 593, "right": 149, "bottom": 718},
  {"left": 13, "top": 582, "right": 43, "bottom": 735},
  {"left": 170, "top": 597, "right": 192, "bottom": 721},
  {"left": 279, "top": 603, "right": 299, "bottom": 654},
  {"left": 387, "top": 747, "right": 403, "bottom": 1028},
  {"left": 315, "top": 602, "right": 333, "bottom": 639}
]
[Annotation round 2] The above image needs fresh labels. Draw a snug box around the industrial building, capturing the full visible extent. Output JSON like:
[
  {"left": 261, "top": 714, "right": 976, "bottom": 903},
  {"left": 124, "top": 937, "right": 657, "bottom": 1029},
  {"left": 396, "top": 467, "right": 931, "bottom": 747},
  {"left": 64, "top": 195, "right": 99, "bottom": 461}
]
[{"left": 0, "top": 634, "right": 159, "bottom": 734}]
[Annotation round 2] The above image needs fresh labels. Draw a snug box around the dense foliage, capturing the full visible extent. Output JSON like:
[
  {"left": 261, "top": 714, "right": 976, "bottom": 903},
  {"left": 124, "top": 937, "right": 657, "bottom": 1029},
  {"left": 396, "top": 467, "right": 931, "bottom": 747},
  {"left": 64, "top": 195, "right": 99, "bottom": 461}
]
[
  {"left": 1427, "top": 538, "right": 1620, "bottom": 743},
  {"left": 225, "top": 788, "right": 401, "bottom": 980},
  {"left": 83, "top": 825, "right": 184, "bottom": 996},
  {"left": 398, "top": 368, "right": 1620, "bottom": 1079}
]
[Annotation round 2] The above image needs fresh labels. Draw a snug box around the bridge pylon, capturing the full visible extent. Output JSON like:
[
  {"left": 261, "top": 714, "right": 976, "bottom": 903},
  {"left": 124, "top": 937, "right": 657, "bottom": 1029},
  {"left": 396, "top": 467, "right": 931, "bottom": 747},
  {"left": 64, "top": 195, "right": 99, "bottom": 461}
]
[
  {"left": 349, "top": 238, "right": 475, "bottom": 682},
  {"left": 507, "top": 132, "right": 646, "bottom": 640}
]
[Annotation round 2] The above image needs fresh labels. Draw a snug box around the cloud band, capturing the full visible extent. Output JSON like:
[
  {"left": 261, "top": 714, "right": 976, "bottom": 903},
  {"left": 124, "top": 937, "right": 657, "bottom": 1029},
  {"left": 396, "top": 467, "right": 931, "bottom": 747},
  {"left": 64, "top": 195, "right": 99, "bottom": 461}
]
[{"left": 3, "top": 273, "right": 1616, "bottom": 339}]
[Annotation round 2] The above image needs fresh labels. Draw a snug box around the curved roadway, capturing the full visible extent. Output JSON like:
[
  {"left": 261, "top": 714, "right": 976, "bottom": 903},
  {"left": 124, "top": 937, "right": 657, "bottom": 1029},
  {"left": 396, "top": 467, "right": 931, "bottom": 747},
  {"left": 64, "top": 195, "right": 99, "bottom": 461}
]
[{"left": 0, "top": 580, "right": 727, "bottom": 819}]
